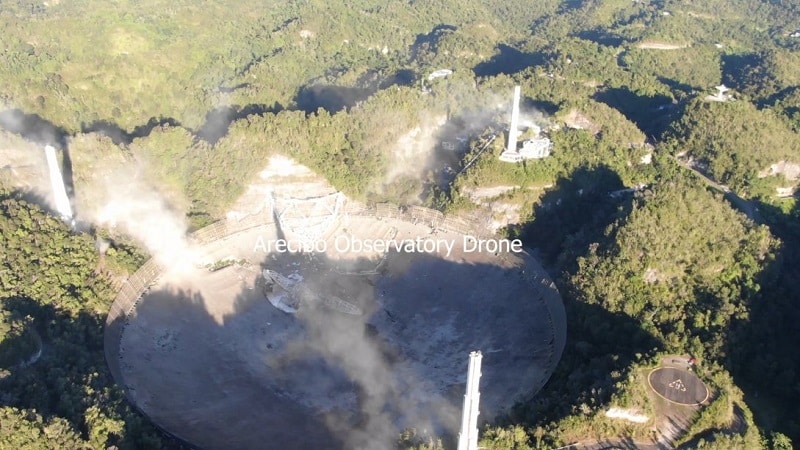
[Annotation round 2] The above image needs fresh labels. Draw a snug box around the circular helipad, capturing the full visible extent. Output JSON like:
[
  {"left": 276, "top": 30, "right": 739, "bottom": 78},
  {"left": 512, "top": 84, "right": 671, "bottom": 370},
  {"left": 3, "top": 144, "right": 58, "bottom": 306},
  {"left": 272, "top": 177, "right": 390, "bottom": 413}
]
[
  {"left": 648, "top": 367, "right": 709, "bottom": 405},
  {"left": 106, "top": 203, "right": 566, "bottom": 450}
]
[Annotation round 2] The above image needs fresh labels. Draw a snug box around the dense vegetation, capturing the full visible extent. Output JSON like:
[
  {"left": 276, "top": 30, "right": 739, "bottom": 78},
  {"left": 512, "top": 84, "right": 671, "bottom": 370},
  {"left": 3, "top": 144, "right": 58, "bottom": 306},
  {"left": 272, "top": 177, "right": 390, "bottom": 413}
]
[
  {"left": 1, "top": 0, "right": 798, "bottom": 448},
  {"left": 0, "top": 193, "right": 169, "bottom": 448},
  {"left": 571, "top": 178, "right": 774, "bottom": 357},
  {"left": 665, "top": 98, "right": 800, "bottom": 197}
]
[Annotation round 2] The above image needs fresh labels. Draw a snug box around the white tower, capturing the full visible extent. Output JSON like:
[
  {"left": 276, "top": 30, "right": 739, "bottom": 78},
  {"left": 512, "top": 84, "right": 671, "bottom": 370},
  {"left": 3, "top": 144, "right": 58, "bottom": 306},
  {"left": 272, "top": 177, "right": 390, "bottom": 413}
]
[
  {"left": 500, "top": 86, "right": 524, "bottom": 163},
  {"left": 44, "top": 145, "right": 74, "bottom": 223},
  {"left": 457, "top": 351, "right": 482, "bottom": 450},
  {"left": 714, "top": 84, "right": 730, "bottom": 101},
  {"left": 506, "top": 85, "right": 521, "bottom": 154}
]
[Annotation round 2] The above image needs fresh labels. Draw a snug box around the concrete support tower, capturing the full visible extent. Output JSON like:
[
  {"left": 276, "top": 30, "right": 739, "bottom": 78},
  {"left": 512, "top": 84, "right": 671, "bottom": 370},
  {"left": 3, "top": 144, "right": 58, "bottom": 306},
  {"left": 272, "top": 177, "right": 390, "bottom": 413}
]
[
  {"left": 506, "top": 86, "right": 521, "bottom": 154},
  {"left": 458, "top": 351, "right": 483, "bottom": 450},
  {"left": 500, "top": 86, "right": 524, "bottom": 163},
  {"left": 44, "top": 145, "right": 73, "bottom": 223}
]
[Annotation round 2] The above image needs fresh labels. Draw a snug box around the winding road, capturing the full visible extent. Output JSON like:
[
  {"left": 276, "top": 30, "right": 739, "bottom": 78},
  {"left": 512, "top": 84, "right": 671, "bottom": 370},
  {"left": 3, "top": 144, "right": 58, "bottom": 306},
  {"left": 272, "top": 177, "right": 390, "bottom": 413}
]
[{"left": 672, "top": 156, "right": 764, "bottom": 224}]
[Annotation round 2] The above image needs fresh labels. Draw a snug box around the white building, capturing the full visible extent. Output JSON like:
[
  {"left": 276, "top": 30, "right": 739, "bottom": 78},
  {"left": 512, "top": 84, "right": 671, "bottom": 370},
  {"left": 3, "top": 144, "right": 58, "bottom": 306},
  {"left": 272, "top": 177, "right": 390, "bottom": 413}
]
[
  {"left": 427, "top": 69, "right": 453, "bottom": 81},
  {"left": 705, "top": 84, "right": 733, "bottom": 102}
]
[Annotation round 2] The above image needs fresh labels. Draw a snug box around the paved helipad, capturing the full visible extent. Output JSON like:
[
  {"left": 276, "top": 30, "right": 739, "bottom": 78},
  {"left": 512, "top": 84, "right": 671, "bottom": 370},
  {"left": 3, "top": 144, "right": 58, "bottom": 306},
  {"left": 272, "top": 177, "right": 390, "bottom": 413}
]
[{"left": 648, "top": 367, "right": 709, "bottom": 406}]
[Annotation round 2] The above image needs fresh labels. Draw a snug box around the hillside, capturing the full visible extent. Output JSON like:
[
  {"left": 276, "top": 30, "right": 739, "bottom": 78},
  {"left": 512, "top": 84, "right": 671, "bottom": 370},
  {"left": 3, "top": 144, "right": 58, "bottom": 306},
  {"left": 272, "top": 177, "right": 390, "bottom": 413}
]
[{"left": 1, "top": 0, "right": 799, "bottom": 449}]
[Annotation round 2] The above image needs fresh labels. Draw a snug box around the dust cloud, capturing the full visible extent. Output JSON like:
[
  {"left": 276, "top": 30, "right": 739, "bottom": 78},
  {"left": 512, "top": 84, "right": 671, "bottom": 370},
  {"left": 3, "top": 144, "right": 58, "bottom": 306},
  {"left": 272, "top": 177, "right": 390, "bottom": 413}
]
[
  {"left": 0, "top": 132, "right": 51, "bottom": 197},
  {"left": 74, "top": 158, "right": 198, "bottom": 271},
  {"left": 384, "top": 114, "right": 448, "bottom": 184},
  {"left": 287, "top": 269, "right": 460, "bottom": 449}
]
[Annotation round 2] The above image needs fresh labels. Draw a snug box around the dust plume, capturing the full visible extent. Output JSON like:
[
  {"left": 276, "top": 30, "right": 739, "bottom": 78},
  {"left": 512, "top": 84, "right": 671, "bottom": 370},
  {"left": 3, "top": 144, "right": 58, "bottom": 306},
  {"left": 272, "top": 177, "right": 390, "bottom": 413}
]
[
  {"left": 375, "top": 82, "right": 552, "bottom": 204},
  {"left": 383, "top": 112, "right": 448, "bottom": 185},
  {"left": 306, "top": 318, "right": 458, "bottom": 448},
  {"left": 280, "top": 268, "right": 459, "bottom": 449},
  {"left": 0, "top": 131, "right": 50, "bottom": 195},
  {"left": 72, "top": 150, "right": 198, "bottom": 271}
]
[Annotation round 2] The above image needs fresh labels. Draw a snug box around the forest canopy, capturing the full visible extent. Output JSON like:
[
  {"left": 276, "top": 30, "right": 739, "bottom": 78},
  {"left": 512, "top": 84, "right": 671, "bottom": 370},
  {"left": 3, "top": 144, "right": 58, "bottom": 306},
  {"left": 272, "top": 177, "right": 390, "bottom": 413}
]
[
  {"left": 1, "top": 0, "right": 799, "bottom": 448},
  {"left": 0, "top": 193, "right": 166, "bottom": 448}
]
